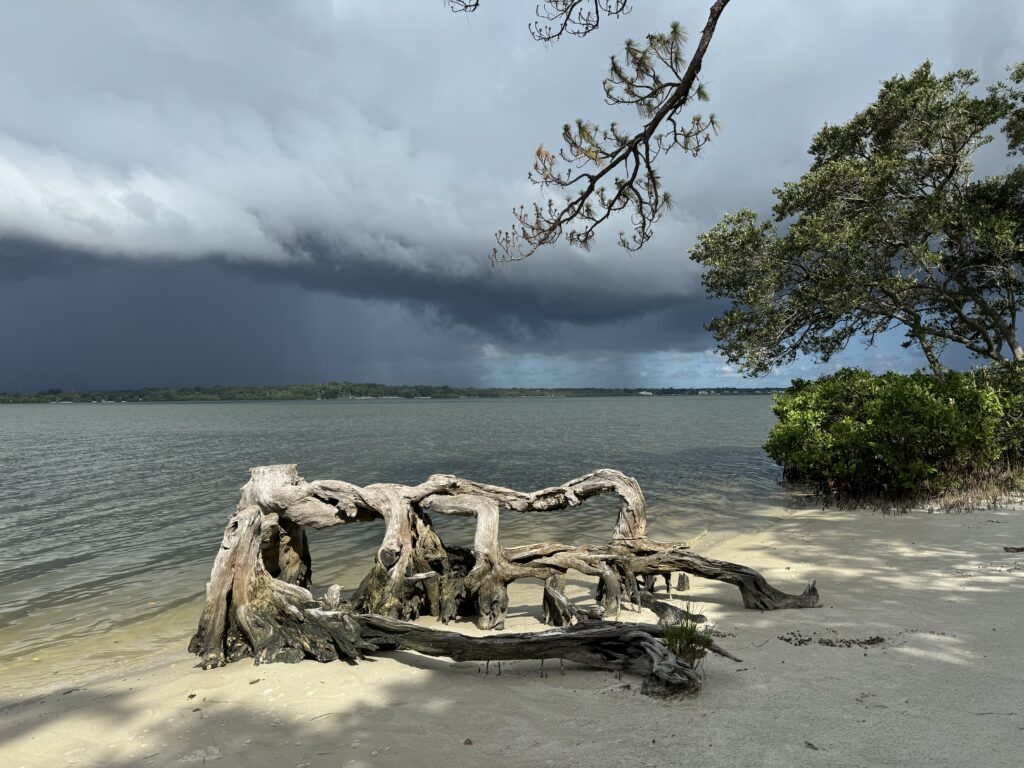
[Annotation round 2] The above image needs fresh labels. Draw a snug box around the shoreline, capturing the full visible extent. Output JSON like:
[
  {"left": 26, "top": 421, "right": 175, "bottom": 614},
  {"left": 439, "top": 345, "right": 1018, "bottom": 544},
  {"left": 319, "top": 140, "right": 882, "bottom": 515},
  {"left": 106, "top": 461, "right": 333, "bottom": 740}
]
[
  {"left": 1, "top": 392, "right": 781, "bottom": 405},
  {"left": 0, "top": 496, "right": 805, "bottom": 699},
  {"left": 3, "top": 504, "right": 1022, "bottom": 767}
]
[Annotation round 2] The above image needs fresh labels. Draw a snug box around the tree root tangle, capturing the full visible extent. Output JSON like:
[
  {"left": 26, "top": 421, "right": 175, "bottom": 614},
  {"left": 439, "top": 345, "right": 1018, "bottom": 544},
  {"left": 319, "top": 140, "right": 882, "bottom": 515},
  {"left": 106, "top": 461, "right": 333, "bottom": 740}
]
[{"left": 190, "top": 464, "right": 818, "bottom": 694}]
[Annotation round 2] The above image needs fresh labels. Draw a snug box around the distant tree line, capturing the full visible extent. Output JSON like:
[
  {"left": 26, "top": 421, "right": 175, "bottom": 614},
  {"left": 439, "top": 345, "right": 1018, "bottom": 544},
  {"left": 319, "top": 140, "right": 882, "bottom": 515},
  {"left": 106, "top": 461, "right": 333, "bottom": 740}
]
[{"left": 0, "top": 382, "right": 785, "bottom": 404}]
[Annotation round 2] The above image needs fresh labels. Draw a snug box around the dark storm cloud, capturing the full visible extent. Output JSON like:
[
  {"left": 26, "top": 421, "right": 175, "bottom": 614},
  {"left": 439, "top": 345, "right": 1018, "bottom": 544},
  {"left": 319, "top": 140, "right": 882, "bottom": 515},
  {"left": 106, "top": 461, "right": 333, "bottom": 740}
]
[
  {"left": 0, "top": 239, "right": 723, "bottom": 391},
  {"left": 233, "top": 236, "right": 722, "bottom": 346},
  {"left": 0, "top": 239, "right": 100, "bottom": 283},
  {"left": 0, "top": 1, "right": 1020, "bottom": 388},
  {"left": 0, "top": 252, "right": 319, "bottom": 391}
]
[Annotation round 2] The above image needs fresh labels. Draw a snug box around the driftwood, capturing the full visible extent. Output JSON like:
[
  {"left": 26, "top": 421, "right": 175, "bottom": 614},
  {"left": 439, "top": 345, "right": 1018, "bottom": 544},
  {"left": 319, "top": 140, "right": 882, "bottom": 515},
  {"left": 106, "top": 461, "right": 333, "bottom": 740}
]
[{"left": 190, "top": 465, "right": 818, "bottom": 693}]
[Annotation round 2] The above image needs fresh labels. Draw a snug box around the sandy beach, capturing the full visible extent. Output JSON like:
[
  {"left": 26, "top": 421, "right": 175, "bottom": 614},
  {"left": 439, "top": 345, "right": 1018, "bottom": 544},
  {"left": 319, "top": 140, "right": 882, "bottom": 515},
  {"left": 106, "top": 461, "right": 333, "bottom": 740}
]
[{"left": 3, "top": 505, "right": 1023, "bottom": 768}]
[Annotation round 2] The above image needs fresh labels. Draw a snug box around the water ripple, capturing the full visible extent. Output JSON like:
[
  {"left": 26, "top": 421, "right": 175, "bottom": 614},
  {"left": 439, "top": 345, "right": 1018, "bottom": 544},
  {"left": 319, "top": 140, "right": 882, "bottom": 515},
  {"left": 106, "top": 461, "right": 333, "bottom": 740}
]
[{"left": 0, "top": 396, "right": 804, "bottom": 677}]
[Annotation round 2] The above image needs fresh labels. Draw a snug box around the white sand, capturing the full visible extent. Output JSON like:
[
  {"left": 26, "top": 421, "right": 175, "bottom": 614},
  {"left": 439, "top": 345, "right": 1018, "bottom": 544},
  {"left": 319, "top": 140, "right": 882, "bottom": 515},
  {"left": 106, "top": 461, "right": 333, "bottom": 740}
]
[{"left": 3, "top": 506, "right": 1023, "bottom": 768}]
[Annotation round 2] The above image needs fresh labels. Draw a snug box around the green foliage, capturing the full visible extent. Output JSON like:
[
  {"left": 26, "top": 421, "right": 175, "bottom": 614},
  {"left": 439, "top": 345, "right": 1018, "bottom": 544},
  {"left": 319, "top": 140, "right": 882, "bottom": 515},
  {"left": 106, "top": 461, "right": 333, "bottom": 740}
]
[
  {"left": 973, "top": 360, "right": 1024, "bottom": 464},
  {"left": 662, "top": 607, "right": 713, "bottom": 667},
  {"left": 999, "top": 62, "right": 1024, "bottom": 154},
  {"left": 691, "top": 61, "right": 1024, "bottom": 375},
  {"left": 765, "top": 366, "right": 1024, "bottom": 504}
]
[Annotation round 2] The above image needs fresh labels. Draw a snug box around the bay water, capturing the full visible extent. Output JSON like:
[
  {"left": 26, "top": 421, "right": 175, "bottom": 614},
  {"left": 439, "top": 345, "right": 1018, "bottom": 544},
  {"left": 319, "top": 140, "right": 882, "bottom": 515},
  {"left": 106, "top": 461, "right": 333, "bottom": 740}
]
[{"left": 0, "top": 396, "right": 808, "bottom": 689}]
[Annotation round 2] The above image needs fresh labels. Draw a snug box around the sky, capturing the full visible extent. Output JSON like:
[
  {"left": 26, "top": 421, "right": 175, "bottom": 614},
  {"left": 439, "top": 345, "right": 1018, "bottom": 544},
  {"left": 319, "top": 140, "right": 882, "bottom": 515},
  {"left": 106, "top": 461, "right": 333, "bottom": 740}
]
[{"left": 0, "top": 0, "right": 1021, "bottom": 392}]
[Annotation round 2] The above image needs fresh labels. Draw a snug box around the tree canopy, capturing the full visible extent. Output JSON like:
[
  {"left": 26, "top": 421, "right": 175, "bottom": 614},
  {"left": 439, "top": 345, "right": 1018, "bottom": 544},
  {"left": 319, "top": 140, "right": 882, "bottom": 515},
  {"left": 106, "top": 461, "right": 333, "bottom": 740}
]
[
  {"left": 691, "top": 61, "right": 1024, "bottom": 376},
  {"left": 449, "top": 0, "right": 731, "bottom": 262}
]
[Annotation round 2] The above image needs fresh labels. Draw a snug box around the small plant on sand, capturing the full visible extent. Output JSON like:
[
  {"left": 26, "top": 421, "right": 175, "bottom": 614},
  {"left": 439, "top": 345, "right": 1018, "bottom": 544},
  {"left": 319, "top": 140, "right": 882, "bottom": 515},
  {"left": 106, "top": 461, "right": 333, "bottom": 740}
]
[{"left": 662, "top": 604, "right": 714, "bottom": 667}]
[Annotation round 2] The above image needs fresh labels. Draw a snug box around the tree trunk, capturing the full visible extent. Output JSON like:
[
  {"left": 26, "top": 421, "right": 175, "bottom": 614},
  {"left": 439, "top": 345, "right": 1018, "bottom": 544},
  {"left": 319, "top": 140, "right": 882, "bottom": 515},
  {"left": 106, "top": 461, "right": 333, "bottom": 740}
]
[{"left": 914, "top": 329, "right": 945, "bottom": 376}]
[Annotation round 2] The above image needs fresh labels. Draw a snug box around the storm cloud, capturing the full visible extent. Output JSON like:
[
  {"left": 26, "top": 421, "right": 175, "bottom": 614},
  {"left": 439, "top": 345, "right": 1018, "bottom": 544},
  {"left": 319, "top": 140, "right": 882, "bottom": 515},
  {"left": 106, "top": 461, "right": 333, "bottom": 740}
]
[{"left": 1, "top": 1, "right": 1021, "bottom": 389}]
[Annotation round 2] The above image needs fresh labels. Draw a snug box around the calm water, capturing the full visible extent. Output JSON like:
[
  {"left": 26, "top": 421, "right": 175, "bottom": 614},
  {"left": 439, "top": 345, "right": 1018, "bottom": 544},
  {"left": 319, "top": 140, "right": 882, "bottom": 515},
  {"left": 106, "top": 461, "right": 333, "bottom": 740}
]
[{"left": 0, "top": 396, "right": 805, "bottom": 687}]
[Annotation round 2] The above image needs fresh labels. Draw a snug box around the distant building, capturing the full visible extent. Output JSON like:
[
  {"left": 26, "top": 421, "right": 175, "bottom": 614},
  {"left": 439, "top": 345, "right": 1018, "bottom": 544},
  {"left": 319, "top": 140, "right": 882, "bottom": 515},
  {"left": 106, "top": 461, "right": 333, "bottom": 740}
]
[{"left": 637, "top": 390, "right": 654, "bottom": 396}]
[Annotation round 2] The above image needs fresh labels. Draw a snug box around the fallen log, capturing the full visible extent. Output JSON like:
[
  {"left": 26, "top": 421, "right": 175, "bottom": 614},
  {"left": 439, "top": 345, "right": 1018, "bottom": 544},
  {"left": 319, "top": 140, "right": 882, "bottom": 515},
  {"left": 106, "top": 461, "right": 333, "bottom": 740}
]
[
  {"left": 354, "top": 615, "right": 701, "bottom": 691},
  {"left": 190, "top": 464, "right": 818, "bottom": 693}
]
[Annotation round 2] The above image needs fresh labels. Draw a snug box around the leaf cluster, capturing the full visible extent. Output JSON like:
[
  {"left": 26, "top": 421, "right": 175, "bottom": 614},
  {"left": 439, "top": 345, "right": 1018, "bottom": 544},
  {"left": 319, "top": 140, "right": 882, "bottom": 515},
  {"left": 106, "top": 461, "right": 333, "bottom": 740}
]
[{"left": 692, "top": 62, "right": 1024, "bottom": 374}]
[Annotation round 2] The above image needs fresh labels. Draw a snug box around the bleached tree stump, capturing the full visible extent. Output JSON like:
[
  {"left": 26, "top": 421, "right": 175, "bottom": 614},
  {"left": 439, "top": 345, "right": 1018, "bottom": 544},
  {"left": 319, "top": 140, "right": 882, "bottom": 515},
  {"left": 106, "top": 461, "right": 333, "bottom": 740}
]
[{"left": 190, "top": 464, "right": 818, "bottom": 693}]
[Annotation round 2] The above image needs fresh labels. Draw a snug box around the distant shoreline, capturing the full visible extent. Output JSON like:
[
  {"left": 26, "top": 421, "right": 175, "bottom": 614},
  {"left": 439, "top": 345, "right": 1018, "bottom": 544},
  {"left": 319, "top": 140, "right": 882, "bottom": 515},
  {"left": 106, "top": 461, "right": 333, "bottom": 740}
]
[{"left": 0, "top": 383, "right": 785, "bottom": 404}]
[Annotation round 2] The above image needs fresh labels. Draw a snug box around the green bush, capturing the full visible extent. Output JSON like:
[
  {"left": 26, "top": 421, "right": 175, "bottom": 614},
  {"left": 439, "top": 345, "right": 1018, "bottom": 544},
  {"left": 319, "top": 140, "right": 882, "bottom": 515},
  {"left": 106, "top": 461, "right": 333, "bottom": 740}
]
[
  {"left": 974, "top": 361, "right": 1024, "bottom": 465},
  {"left": 765, "top": 365, "right": 1024, "bottom": 504}
]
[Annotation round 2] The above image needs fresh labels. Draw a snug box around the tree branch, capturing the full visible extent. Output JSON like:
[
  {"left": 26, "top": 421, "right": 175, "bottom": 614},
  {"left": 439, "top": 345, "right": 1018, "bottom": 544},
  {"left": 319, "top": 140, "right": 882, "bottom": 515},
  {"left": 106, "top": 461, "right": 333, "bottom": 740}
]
[{"left": 494, "top": 0, "right": 731, "bottom": 262}]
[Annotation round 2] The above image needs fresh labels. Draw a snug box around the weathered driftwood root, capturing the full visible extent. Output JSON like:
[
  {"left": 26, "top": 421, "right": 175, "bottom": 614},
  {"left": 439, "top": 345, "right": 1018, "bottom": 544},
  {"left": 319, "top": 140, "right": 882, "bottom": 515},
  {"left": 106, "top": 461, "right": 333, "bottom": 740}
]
[
  {"left": 184, "top": 497, "right": 702, "bottom": 690},
  {"left": 355, "top": 615, "right": 701, "bottom": 692},
  {"left": 542, "top": 574, "right": 605, "bottom": 626},
  {"left": 191, "top": 464, "right": 816, "bottom": 689},
  {"left": 187, "top": 504, "right": 375, "bottom": 668},
  {"left": 638, "top": 550, "right": 820, "bottom": 610},
  {"left": 495, "top": 540, "right": 818, "bottom": 616}
]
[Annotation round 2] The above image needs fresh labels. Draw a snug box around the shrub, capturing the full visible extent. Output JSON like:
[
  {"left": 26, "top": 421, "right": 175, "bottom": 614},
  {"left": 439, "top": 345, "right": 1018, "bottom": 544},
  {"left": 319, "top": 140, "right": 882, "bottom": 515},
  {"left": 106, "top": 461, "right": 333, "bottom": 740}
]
[
  {"left": 662, "top": 606, "right": 713, "bottom": 667},
  {"left": 974, "top": 361, "right": 1024, "bottom": 465},
  {"left": 765, "top": 366, "right": 1023, "bottom": 505}
]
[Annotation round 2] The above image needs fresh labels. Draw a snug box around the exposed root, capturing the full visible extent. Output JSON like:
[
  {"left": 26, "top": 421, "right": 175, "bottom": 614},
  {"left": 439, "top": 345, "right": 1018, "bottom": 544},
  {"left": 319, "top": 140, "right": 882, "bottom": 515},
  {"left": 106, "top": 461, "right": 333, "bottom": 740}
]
[{"left": 190, "top": 464, "right": 817, "bottom": 693}]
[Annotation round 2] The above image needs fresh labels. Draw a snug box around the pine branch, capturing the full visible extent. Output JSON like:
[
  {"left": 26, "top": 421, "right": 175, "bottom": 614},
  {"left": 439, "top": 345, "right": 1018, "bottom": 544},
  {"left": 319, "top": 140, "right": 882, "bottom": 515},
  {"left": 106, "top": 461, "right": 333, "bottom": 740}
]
[{"left": 494, "top": 0, "right": 731, "bottom": 262}]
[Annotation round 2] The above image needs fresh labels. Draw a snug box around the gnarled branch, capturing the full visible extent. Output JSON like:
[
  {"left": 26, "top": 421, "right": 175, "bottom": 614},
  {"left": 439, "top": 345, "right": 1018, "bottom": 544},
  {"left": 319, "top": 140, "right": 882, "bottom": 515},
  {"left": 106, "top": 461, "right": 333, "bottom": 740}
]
[
  {"left": 446, "top": 0, "right": 731, "bottom": 263},
  {"left": 494, "top": 1, "right": 730, "bottom": 261},
  {"left": 190, "top": 464, "right": 816, "bottom": 694}
]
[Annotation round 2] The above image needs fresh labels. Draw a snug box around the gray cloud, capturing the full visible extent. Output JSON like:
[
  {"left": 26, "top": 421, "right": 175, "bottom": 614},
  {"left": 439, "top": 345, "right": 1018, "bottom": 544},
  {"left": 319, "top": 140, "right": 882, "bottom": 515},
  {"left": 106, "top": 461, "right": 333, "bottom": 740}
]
[
  {"left": 0, "top": 1, "right": 1019, "bottom": 389},
  {"left": 0, "top": 239, "right": 723, "bottom": 391}
]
